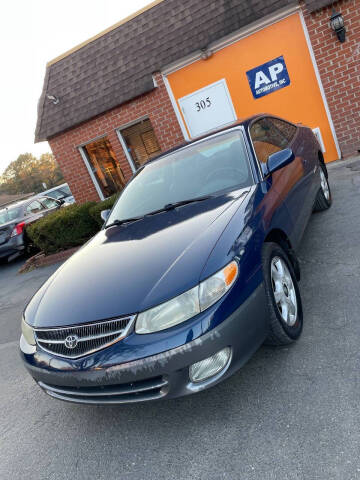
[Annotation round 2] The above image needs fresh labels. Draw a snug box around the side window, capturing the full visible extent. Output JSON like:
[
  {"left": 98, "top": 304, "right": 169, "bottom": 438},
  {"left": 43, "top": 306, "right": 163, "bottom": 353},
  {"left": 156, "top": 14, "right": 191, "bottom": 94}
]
[
  {"left": 250, "top": 118, "right": 288, "bottom": 164},
  {"left": 26, "top": 200, "right": 45, "bottom": 215},
  {"left": 270, "top": 118, "right": 297, "bottom": 143},
  {"left": 39, "top": 197, "right": 59, "bottom": 209}
]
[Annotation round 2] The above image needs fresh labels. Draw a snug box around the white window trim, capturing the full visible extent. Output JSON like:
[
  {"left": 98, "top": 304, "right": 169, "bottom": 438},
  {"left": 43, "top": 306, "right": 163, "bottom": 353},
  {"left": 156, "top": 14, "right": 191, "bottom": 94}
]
[
  {"left": 78, "top": 146, "right": 105, "bottom": 200},
  {"left": 116, "top": 129, "right": 137, "bottom": 174}
]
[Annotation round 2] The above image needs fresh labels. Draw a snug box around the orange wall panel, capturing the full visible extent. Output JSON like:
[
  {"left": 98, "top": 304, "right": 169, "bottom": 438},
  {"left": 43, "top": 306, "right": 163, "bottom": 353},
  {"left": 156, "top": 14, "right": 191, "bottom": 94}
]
[{"left": 167, "top": 13, "right": 338, "bottom": 163}]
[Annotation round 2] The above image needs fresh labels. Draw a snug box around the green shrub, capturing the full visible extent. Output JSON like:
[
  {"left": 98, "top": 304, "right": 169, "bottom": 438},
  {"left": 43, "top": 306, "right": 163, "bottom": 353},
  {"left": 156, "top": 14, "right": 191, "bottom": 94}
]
[
  {"left": 89, "top": 194, "right": 118, "bottom": 227},
  {"left": 26, "top": 202, "right": 98, "bottom": 255}
]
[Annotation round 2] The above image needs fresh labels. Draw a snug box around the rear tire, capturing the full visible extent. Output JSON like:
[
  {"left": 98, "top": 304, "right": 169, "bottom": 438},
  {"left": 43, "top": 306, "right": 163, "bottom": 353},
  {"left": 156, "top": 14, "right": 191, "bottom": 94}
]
[
  {"left": 262, "top": 242, "right": 303, "bottom": 346},
  {"left": 314, "top": 163, "right": 332, "bottom": 212}
]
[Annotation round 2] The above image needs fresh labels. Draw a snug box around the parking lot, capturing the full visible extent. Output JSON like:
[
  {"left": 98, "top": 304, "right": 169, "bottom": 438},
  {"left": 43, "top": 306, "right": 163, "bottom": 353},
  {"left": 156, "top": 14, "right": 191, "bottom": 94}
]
[{"left": 1, "top": 159, "right": 360, "bottom": 480}]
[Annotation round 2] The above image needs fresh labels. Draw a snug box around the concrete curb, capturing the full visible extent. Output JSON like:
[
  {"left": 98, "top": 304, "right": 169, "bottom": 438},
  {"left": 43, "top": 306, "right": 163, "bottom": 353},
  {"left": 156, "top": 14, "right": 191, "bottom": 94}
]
[{"left": 18, "top": 247, "right": 80, "bottom": 274}]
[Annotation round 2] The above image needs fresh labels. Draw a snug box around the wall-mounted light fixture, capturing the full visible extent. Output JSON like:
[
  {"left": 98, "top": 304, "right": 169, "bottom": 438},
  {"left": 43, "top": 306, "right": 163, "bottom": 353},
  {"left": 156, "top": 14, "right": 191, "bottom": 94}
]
[
  {"left": 200, "top": 48, "right": 213, "bottom": 60},
  {"left": 329, "top": 9, "right": 346, "bottom": 43},
  {"left": 46, "top": 94, "right": 60, "bottom": 105}
]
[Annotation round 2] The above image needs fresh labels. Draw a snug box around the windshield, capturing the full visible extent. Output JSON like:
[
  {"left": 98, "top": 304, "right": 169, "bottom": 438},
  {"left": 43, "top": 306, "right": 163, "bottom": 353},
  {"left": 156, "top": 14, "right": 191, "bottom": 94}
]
[
  {"left": 0, "top": 206, "right": 21, "bottom": 225},
  {"left": 107, "top": 130, "right": 252, "bottom": 224},
  {"left": 47, "top": 188, "right": 68, "bottom": 200}
]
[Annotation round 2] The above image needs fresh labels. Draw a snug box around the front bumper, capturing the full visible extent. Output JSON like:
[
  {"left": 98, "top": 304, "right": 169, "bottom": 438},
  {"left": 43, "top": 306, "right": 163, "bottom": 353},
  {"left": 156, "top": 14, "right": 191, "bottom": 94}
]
[{"left": 21, "top": 284, "right": 268, "bottom": 404}]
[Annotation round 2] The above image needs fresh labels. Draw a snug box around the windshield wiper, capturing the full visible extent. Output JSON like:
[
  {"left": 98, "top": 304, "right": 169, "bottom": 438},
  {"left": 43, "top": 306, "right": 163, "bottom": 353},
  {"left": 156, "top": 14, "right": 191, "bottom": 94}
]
[
  {"left": 147, "top": 195, "right": 214, "bottom": 216},
  {"left": 104, "top": 216, "right": 144, "bottom": 229},
  {"left": 105, "top": 195, "right": 214, "bottom": 229}
]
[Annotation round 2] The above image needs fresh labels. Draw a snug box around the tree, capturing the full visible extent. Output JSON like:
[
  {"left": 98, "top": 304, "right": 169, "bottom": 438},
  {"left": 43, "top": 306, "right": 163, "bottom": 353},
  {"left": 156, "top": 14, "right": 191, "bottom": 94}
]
[{"left": 0, "top": 152, "right": 64, "bottom": 194}]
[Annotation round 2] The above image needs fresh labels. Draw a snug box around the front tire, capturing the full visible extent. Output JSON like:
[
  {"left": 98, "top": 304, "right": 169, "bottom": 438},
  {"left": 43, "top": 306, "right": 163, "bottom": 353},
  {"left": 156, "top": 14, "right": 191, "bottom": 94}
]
[
  {"left": 262, "top": 242, "right": 303, "bottom": 345},
  {"left": 314, "top": 163, "right": 332, "bottom": 212}
]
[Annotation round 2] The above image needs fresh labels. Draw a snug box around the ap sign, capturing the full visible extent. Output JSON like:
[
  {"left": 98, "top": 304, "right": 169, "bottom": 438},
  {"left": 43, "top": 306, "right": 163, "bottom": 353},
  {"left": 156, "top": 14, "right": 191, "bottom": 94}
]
[{"left": 246, "top": 56, "right": 290, "bottom": 99}]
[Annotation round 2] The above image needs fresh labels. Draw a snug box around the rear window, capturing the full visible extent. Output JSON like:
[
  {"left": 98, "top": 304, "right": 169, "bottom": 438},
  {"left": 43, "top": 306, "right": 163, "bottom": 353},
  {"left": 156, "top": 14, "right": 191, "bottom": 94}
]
[
  {"left": 47, "top": 189, "right": 66, "bottom": 200},
  {"left": 61, "top": 185, "right": 71, "bottom": 196},
  {"left": 0, "top": 207, "right": 21, "bottom": 225}
]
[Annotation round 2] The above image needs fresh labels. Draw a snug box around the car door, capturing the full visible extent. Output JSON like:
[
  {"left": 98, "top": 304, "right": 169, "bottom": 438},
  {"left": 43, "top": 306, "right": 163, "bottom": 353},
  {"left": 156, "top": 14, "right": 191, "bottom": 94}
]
[
  {"left": 249, "top": 116, "right": 308, "bottom": 248},
  {"left": 24, "top": 200, "right": 47, "bottom": 227},
  {"left": 271, "top": 118, "right": 317, "bottom": 238}
]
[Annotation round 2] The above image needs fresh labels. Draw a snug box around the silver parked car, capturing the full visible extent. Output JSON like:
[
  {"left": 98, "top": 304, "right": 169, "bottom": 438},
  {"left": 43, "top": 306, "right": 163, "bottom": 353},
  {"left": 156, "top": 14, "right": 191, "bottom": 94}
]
[
  {"left": 0, "top": 196, "right": 64, "bottom": 262},
  {"left": 36, "top": 183, "right": 75, "bottom": 205}
]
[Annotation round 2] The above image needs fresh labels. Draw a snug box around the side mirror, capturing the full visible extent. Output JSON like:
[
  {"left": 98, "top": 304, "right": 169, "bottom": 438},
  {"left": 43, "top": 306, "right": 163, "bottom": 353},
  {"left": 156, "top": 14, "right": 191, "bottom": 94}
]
[
  {"left": 101, "top": 209, "right": 111, "bottom": 222},
  {"left": 58, "top": 199, "right": 65, "bottom": 205},
  {"left": 266, "top": 148, "right": 295, "bottom": 175}
]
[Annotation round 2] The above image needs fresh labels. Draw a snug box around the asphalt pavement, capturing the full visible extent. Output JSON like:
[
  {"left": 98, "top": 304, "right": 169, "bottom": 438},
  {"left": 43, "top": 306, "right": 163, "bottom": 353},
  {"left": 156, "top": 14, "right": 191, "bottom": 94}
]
[{"left": 1, "top": 158, "right": 360, "bottom": 480}]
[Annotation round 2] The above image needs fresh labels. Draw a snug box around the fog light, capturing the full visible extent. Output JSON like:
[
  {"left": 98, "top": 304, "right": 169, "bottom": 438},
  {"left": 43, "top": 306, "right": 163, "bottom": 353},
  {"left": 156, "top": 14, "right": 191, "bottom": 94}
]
[{"left": 189, "top": 347, "right": 231, "bottom": 383}]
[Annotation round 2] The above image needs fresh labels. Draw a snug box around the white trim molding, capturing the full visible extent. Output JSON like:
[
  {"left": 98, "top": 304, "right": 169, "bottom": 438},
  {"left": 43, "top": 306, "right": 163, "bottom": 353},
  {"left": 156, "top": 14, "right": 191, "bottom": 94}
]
[
  {"left": 162, "top": 74, "right": 190, "bottom": 141},
  {"left": 115, "top": 129, "right": 137, "bottom": 173},
  {"left": 78, "top": 146, "right": 105, "bottom": 201},
  {"left": 312, "top": 127, "right": 326, "bottom": 153}
]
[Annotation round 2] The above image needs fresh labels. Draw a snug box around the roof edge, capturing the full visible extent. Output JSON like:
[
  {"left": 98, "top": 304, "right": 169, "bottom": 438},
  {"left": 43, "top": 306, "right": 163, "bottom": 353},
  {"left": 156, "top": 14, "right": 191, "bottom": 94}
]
[
  {"left": 36, "top": 80, "right": 156, "bottom": 142},
  {"left": 34, "top": 66, "right": 51, "bottom": 143},
  {"left": 47, "top": 0, "right": 165, "bottom": 67}
]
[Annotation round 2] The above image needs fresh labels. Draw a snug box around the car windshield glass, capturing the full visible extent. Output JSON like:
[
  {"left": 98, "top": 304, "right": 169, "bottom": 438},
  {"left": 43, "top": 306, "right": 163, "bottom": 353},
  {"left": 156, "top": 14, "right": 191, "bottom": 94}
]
[
  {"left": 61, "top": 185, "right": 71, "bottom": 196},
  {"left": 47, "top": 189, "right": 66, "bottom": 200},
  {"left": 107, "top": 130, "right": 252, "bottom": 223},
  {"left": 0, "top": 206, "right": 21, "bottom": 225}
]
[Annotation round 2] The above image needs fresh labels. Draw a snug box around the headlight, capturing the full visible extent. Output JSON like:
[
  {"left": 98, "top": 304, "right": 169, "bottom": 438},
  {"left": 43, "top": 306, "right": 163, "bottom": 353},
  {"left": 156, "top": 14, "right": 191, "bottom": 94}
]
[
  {"left": 135, "top": 260, "right": 238, "bottom": 334},
  {"left": 136, "top": 286, "right": 200, "bottom": 334},
  {"left": 199, "top": 261, "right": 238, "bottom": 310},
  {"left": 21, "top": 317, "right": 36, "bottom": 345}
]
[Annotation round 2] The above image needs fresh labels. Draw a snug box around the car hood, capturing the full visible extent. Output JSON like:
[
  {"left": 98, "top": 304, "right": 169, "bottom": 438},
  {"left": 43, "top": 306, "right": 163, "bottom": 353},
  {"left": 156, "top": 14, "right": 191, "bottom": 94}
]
[{"left": 25, "top": 188, "right": 253, "bottom": 328}]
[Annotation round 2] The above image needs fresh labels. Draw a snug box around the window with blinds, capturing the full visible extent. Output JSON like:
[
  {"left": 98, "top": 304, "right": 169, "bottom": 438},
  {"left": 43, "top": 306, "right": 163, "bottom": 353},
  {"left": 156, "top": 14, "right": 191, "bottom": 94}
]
[{"left": 120, "top": 119, "right": 161, "bottom": 169}]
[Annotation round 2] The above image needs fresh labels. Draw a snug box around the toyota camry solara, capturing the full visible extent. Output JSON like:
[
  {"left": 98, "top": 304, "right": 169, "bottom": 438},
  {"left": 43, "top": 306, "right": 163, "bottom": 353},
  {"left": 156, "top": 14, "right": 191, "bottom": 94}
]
[{"left": 20, "top": 114, "right": 332, "bottom": 404}]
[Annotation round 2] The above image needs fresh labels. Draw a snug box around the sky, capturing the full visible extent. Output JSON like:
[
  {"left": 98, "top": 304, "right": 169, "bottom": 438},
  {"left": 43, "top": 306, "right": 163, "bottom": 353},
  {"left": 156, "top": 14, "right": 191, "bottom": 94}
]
[{"left": 0, "top": 0, "right": 152, "bottom": 175}]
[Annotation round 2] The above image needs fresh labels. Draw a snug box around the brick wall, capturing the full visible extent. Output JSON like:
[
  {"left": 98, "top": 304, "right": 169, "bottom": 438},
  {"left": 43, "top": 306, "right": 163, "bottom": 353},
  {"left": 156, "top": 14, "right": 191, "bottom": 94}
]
[
  {"left": 302, "top": 0, "right": 360, "bottom": 158},
  {"left": 49, "top": 73, "right": 184, "bottom": 203}
]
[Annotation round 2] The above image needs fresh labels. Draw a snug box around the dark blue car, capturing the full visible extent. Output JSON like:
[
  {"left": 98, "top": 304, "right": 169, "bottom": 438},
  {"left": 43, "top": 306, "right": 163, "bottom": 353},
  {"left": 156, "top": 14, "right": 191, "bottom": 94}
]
[{"left": 20, "top": 114, "right": 332, "bottom": 404}]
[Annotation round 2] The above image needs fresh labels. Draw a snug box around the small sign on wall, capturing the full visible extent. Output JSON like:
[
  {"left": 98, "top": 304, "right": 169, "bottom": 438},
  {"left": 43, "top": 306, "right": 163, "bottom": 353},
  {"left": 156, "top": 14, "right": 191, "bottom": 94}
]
[
  {"left": 178, "top": 79, "right": 237, "bottom": 138},
  {"left": 312, "top": 127, "right": 326, "bottom": 153},
  {"left": 246, "top": 55, "right": 290, "bottom": 99}
]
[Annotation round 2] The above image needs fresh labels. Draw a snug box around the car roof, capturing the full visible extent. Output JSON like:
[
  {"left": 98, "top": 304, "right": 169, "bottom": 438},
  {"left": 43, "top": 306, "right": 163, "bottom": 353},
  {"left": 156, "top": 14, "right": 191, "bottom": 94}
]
[
  {"left": 36, "top": 183, "right": 70, "bottom": 196},
  {"left": 0, "top": 195, "right": 54, "bottom": 212},
  {"left": 0, "top": 199, "right": 28, "bottom": 211}
]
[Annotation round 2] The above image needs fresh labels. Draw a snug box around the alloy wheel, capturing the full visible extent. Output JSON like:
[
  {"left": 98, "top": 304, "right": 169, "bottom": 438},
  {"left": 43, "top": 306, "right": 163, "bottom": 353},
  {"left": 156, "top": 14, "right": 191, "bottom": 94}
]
[
  {"left": 270, "top": 256, "right": 297, "bottom": 327},
  {"left": 320, "top": 168, "right": 330, "bottom": 201}
]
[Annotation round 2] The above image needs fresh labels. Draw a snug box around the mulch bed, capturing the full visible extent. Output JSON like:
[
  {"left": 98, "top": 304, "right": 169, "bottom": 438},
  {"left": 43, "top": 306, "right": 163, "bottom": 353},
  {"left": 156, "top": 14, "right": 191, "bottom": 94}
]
[{"left": 19, "top": 247, "right": 80, "bottom": 274}]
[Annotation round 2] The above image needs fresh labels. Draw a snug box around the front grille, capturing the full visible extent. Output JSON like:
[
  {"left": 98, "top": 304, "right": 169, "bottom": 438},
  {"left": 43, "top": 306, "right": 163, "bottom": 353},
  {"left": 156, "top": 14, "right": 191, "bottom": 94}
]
[
  {"left": 38, "top": 376, "right": 169, "bottom": 404},
  {"left": 35, "top": 316, "right": 135, "bottom": 359}
]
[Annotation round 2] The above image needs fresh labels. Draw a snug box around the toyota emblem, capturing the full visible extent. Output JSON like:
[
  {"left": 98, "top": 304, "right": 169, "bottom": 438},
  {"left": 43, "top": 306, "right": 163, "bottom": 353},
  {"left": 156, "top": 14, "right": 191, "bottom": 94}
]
[{"left": 64, "top": 335, "right": 79, "bottom": 349}]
